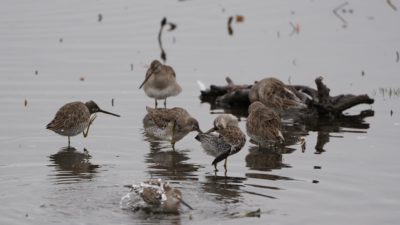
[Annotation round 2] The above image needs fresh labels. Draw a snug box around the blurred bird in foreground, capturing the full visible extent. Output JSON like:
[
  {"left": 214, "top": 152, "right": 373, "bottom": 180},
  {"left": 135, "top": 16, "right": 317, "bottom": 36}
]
[{"left": 122, "top": 178, "right": 193, "bottom": 214}]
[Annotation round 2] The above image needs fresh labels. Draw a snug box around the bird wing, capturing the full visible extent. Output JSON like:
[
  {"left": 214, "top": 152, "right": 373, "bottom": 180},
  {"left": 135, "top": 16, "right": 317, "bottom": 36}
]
[
  {"left": 218, "top": 127, "right": 246, "bottom": 154},
  {"left": 146, "top": 107, "right": 177, "bottom": 129},
  {"left": 47, "top": 102, "right": 88, "bottom": 131},
  {"left": 165, "top": 65, "right": 176, "bottom": 78}
]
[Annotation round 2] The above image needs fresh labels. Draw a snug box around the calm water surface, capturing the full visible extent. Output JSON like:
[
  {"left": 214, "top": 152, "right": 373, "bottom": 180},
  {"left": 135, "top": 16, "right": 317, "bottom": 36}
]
[{"left": 1, "top": 1, "right": 400, "bottom": 224}]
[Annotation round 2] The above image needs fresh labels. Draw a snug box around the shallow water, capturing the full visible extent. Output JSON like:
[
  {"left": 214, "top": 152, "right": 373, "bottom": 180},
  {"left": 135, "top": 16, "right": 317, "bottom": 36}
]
[{"left": 1, "top": 0, "right": 400, "bottom": 224}]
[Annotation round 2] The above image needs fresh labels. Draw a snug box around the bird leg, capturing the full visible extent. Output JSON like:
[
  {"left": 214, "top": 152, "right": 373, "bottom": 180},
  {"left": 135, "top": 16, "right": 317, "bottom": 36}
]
[
  {"left": 214, "top": 164, "right": 218, "bottom": 172},
  {"left": 155, "top": 99, "right": 158, "bottom": 109},
  {"left": 224, "top": 158, "right": 228, "bottom": 169},
  {"left": 164, "top": 98, "right": 167, "bottom": 109},
  {"left": 68, "top": 136, "right": 70, "bottom": 147},
  {"left": 83, "top": 114, "right": 97, "bottom": 138},
  {"left": 171, "top": 121, "right": 176, "bottom": 150}
]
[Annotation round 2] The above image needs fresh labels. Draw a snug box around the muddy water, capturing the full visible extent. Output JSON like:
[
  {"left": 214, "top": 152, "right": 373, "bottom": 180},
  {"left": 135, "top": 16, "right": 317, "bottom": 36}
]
[{"left": 1, "top": 1, "right": 400, "bottom": 224}]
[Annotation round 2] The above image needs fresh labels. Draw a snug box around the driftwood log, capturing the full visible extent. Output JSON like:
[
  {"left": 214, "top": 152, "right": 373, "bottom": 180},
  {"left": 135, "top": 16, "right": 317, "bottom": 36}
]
[
  {"left": 200, "top": 76, "right": 374, "bottom": 152},
  {"left": 200, "top": 76, "right": 374, "bottom": 120}
]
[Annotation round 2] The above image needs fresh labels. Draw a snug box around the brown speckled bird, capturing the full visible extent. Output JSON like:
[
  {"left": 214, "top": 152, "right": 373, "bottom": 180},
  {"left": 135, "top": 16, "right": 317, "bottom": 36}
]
[
  {"left": 46, "top": 101, "right": 120, "bottom": 146},
  {"left": 195, "top": 114, "right": 246, "bottom": 171},
  {"left": 139, "top": 60, "right": 182, "bottom": 108},
  {"left": 249, "top": 77, "right": 307, "bottom": 110},
  {"left": 144, "top": 106, "right": 201, "bottom": 149},
  {"left": 246, "top": 101, "right": 284, "bottom": 148}
]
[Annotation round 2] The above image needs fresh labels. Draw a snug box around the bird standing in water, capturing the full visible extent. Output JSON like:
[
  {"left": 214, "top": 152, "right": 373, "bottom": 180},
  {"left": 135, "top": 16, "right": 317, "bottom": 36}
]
[
  {"left": 144, "top": 106, "right": 201, "bottom": 149},
  {"left": 128, "top": 178, "right": 193, "bottom": 214},
  {"left": 195, "top": 114, "right": 246, "bottom": 172},
  {"left": 246, "top": 101, "right": 284, "bottom": 149},
  {"left": 46, "top": 101, "right": 120, "bottom": 146},
  {"left": 139, "top": 60, "right": 182, "bottom": 108}
]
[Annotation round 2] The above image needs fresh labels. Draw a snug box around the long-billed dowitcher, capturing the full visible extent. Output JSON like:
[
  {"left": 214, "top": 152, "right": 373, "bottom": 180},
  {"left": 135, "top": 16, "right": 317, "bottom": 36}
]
[
  {"left": 249, "top": 77, "right": 307, "bottom": 110},
  {"left": 126, "top": 178, "right": 193, "bottom": 213},
  {"left": 143, "top": 106, "right": 201, "bottom": 149},
  {"left": 195, "top": 114, "right": 246, "bottom": 171},
  {"left": 139, "top": 60, "right": 182, "bottom": 108},
  {"left": 46, "top": 101, "right": 120, "bottom": 146},
  {"left": 246, "top": 101, "right": 284, "bottom": 149}
]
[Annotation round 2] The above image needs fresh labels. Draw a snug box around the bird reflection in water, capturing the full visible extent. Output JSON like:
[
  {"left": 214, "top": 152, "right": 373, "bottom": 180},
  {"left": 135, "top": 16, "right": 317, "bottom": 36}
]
[
  {"left": 201, "top": 174, "right": 246, "bottom": 203},
  {"left": 245, "top": 146, "right": 295, "bottom": 172},
  {"left": 142, "top": 130, "right": 200, "bottom": 181},
  {"left": 48, "top": 146, "right": 99, "bottom": 184}
]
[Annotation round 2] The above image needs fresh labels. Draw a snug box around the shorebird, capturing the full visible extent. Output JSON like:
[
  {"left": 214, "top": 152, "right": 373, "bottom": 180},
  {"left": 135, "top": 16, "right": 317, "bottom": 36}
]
[
  {"left": 143, "top": 106, "right": 201, "bottom": 149},
  {"left": 139, "top": 60, "right": 182, "bottom": 108},
  {"left": 246, "top": 101, "right": 284, "bottom": 149},
  {"left": 195, "top": 114, "right": 246, "bottom": 172},
  {"left": 249, "top": 77, "right": 307, "bottom": 110},
  {"left": 128, "top": 178, "right": 193, "bottom": 213},
  {"left": 46, "top": 101, "right": 120, "bottom": 146}
]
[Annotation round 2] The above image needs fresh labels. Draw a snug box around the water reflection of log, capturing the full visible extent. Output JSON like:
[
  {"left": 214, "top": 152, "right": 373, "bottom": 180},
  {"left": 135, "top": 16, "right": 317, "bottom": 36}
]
[
  {"left": 201, "top": 175, "right": 246, "bottom": 202},
  {"left": 48, "top": 147, "right": 99, "bottom": 184}
]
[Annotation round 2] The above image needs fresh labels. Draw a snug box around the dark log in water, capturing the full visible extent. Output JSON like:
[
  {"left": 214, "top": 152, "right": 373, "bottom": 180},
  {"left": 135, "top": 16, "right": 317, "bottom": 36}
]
[{"left": 199, "top": 76, "right": 374, "bottom": 121}]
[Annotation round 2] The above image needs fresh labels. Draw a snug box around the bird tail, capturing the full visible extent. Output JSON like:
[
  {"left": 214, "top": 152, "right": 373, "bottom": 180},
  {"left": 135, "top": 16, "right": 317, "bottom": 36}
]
[{"left": 211, "top": 150, "right": 230, "bottom": 166}]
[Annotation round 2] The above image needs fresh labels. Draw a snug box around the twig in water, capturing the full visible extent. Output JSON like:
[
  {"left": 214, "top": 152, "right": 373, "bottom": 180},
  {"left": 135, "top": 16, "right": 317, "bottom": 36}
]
[
  {"left": 158, "top": 18, "right": 167, "bottom": 62},
  {"left": 333, "top": 2, "right": 349, "bottom": 27},
  {"left": 396, "top": 51, "right": 399, "bottom": 63},
  {"left": 157, "top": 17, "right": 177, "bottom": 63},
  {"left": 386, "top": 0, "right": 397, "bottom": 11},
  {"left": 227, "top": 16, "right": 234, "bottom": 35}
]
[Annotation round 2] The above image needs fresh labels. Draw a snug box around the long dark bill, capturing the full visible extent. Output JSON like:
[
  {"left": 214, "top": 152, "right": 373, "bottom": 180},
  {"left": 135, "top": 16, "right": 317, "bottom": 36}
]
[
  {"left": 139, "top": 65, "right": 158, "bottom": 89},
  {"left": 99, "top": 109, "right": 120, "bottom": 117},
  {"left": 178, "top": 198, "right": 194, "bottom": 210},
  {"left": 205, "top": 127, "right": 216, "bottom": 134}
]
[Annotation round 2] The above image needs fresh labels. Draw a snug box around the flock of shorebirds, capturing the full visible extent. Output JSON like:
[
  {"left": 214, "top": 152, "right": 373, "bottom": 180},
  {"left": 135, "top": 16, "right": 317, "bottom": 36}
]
[{"left": 46, "top": 59, "right": 306, "bottom": 213}]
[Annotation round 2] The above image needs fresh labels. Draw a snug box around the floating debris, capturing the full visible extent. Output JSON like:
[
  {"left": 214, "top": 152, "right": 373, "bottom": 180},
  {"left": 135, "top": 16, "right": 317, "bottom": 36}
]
[
  {"left": 289, "top": 22, "right": 300, "bottom": 36},
  {"left": 390, "top": 110, "right": 393, "bottom": 116},
  {"left": 98, "top": 14, "right": 103, "bottom": 22},
  {"left": 111, "top": 98, "right": 114, "bottom": 107},
  {"left": 312, "top": 180, "right": 319, "bottom": 184},
  {"left": 314, "top": 166, "right": 322, "bottom": 169},
  {"left": 227, "top": 14, "right": 244, "bottom": 35},
  {"left": 80, "top": 77, "right": 85, "bottom": 81},
  {"left": 59, "top": 38, "right": 63, "bottom": 43},
  {"left": 377, "top": 87, "right": 400, "bottom": 98},
  {"left": 24, "top": 99, "right": 27, "bottom": 107},
  {"left": 362, "top": 70, "right": 365, "bottom": 76},
  {"left": 235, "top": 15, "right": 245, "bottom": 23},
  {"left": 386, "top": 0, "right": 397, "bottom": 11},
  {"left": 396, "top": 51, "right": 399, "bottom": 63},
  {"left": 35, "top": 70, "right": 38, "bottom": 75},
  {"left": 130, "top": 64, "right": 134, "bottom": 71},
  {"left": 333, "top": 2, "right": 349, "bottom": 28}
]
